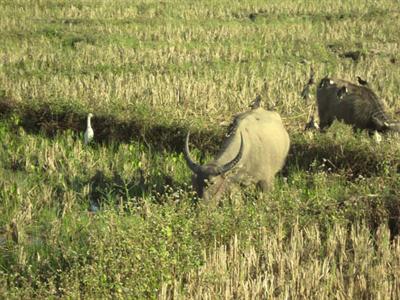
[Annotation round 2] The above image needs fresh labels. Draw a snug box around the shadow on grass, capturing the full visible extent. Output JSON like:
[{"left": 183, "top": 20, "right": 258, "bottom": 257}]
[
  {"left": 88, "top": 169, "right": 191, "bottom": 209},
  {"left": 0, "top": 96, "right": 220, "bottom": 153},
  {"left": 285, "top": 138, "right": 399, "bottom": 179},
  {"left": 347, "top": 191, "right": 400, "bottom": 240},
  {"left": 1, "top": 96, "right": 398, "bottom": 178}
]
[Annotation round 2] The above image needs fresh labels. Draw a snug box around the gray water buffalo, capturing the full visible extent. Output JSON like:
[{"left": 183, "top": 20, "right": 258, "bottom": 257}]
[
  {"left": 184, "top": 107, "right": 290, "bottom": 200},
  {"left": 316, "top": 77, "right": 400, "bottom": 133}
]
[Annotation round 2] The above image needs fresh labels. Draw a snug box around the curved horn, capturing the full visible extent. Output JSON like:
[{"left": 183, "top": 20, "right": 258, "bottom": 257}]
[
  {"left": 213, "top": 132, "right": 244, "bottom": 175},
  {"left": 183, "top": 132, "right": 202, "bottom": 173}
]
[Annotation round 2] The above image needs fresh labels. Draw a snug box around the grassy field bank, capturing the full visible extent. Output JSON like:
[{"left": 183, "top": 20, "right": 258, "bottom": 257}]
[{"left": 0, "top": 0, "right": 400, "bottom": 298}]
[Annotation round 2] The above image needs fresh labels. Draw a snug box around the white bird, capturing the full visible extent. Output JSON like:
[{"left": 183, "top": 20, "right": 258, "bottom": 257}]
[{"left": 84, "top": 113, "right": 94, "bottom": 145}]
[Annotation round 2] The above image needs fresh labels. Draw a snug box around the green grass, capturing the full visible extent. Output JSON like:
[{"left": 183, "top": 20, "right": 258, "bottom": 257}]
[
  {"left": 1, "top": 0, "right": 400, "bottom": 298},
  {"left": 0, "top": 119, "right": 399, "bottom": 298}
]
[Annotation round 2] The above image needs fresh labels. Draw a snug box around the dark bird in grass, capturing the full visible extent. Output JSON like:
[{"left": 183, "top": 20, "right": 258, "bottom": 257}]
[
  {"left": 357, "top": 76, "right": 368, "bottom": 86},
  {"left": 304, "top": 115, "right": 319, "bottom": 131},
  {"left": 249, "top": 95, "right": 262, "bottom": 109},
  {"left": 10, "top": 220, "right": 19, "bottom": 244},
  {"left": 249, "top": 13, "right": 257, "bottom": 21},
  {"left": 336, "top": 86, "right": 348, "bottom": 100},
  {"left": 300, "top": 67, "right": 315, "bottom": 104},
  {"left": 341, "top": 51, "right": 362, "bottom": 62},
  {"left": 89, "top": 201, "right": 100, "bottom": 213}
]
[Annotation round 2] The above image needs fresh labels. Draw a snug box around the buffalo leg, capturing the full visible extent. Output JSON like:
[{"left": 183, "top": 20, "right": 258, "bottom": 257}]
[{"left": 319, "top": 118, "right": 334, "bottom": 132}]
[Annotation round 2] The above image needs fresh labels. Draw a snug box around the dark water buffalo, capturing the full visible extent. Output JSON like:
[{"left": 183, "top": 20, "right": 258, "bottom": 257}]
[
  {"left": 184, "top": 107, "right": 290, "bottom": 200},
  {"left": 316, "top": 77, "right": 400, "bottom": 133}
]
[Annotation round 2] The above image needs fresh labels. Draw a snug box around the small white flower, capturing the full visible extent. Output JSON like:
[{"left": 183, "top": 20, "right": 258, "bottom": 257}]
[{"left": 373, "top": 131, "right": 382, "bottom": 144}]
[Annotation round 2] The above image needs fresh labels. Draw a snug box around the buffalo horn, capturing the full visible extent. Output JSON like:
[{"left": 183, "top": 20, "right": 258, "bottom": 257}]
[
  {"left": 212, "top": 133, "right": 244, "bottom": 175},
  {"left": 183, "top": 132, "right": 202, "bottom": 173}
]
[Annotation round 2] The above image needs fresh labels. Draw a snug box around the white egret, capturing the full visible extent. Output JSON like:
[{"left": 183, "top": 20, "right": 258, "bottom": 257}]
[{"left": 84, "top": 113, "right": 94, "bottom": 145}]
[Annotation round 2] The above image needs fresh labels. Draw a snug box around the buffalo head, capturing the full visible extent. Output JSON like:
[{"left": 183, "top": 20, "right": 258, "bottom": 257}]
[{"left": 184, "top": 132, "right": 244, "bottom": 200}]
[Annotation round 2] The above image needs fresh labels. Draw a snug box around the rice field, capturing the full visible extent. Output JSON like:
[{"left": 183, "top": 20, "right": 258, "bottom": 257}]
[{"left": 0, "top": 0, "right": 399, "bottom": 298}]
